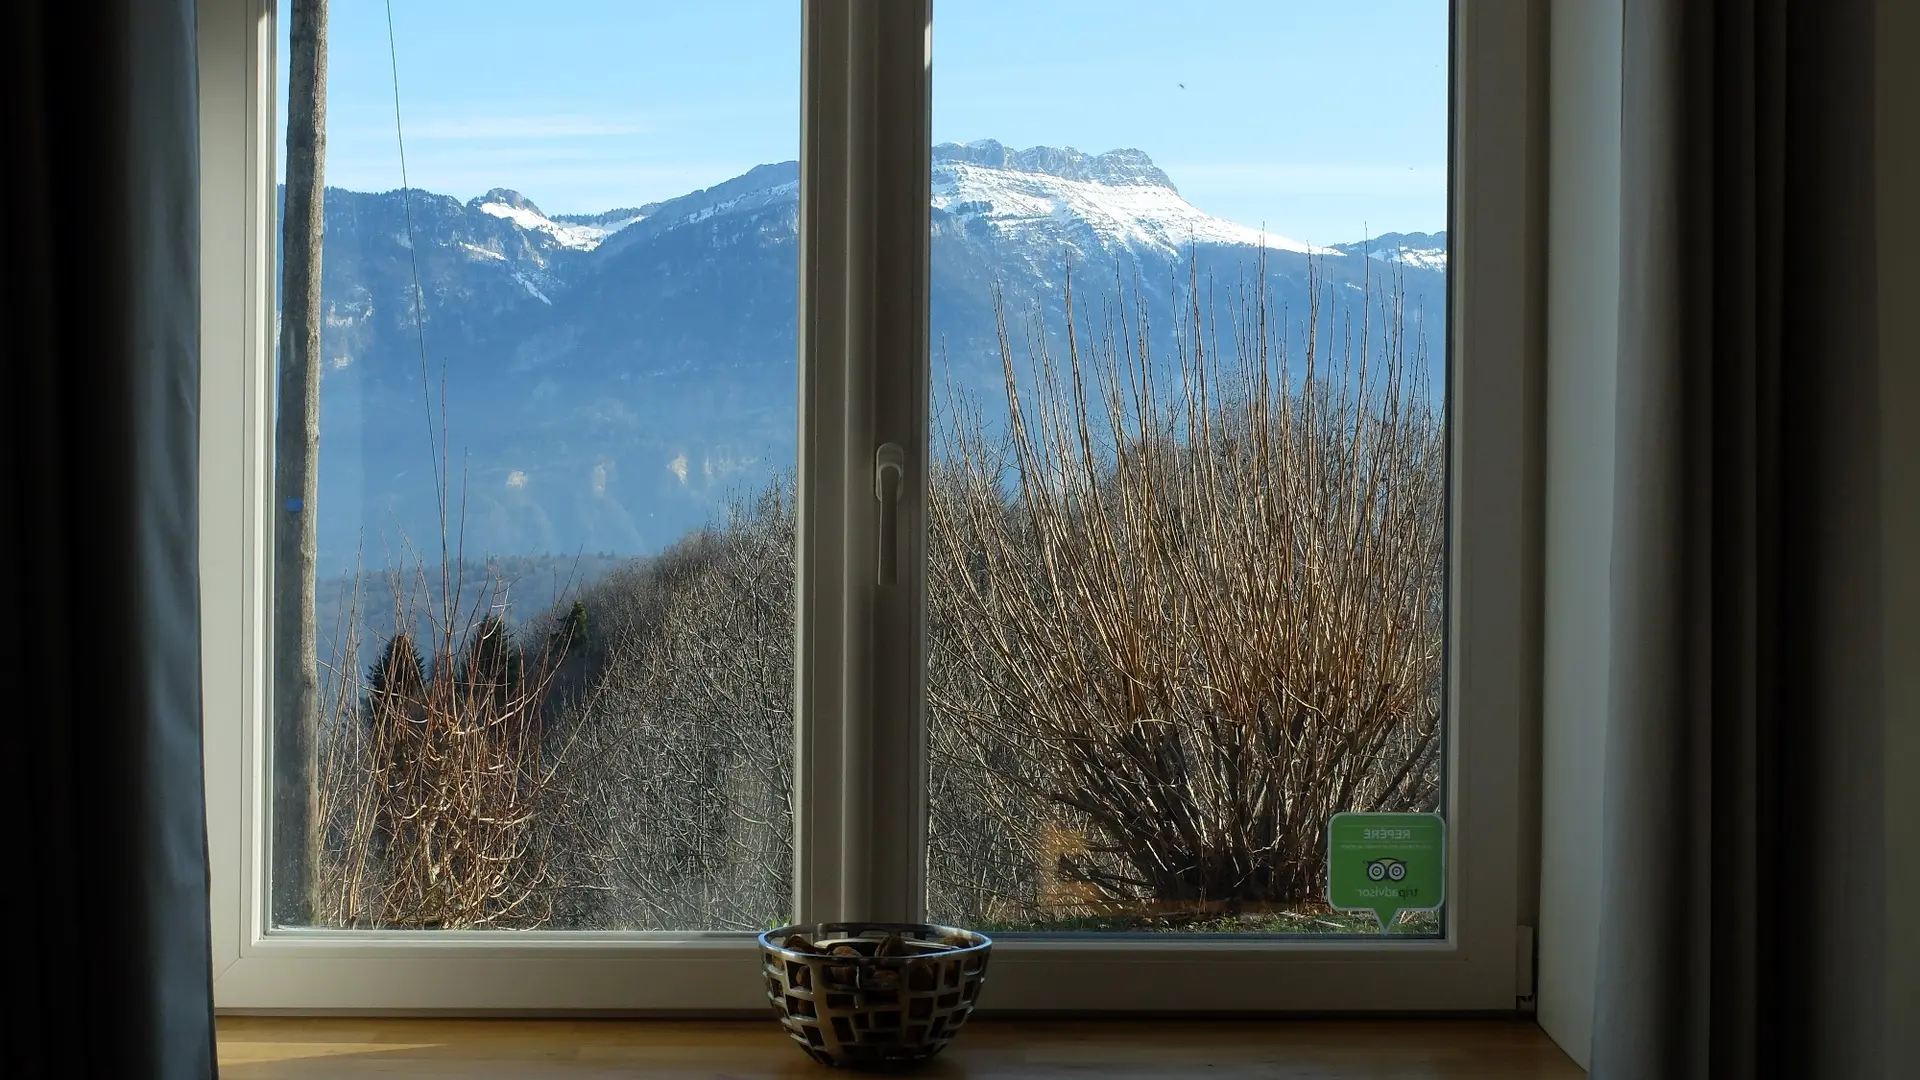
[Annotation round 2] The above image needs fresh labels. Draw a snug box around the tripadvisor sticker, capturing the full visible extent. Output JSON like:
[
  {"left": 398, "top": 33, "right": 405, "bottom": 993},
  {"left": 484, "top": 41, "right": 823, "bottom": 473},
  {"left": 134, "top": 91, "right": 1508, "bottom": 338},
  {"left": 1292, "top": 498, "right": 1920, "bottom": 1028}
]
[{"left": 1327, "top": 812, "right": 1445, "bottom": 934}]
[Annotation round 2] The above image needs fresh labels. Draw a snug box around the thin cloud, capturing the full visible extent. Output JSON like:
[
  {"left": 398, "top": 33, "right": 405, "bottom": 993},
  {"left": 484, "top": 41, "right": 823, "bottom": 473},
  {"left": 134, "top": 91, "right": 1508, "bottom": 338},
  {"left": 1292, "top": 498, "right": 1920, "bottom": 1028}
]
[
  {"left": 374, "top": 115, "right": 655, "bottom": 140},
  {"left": 1165, "top": 162, "right": 1446, "bottom": 197}
]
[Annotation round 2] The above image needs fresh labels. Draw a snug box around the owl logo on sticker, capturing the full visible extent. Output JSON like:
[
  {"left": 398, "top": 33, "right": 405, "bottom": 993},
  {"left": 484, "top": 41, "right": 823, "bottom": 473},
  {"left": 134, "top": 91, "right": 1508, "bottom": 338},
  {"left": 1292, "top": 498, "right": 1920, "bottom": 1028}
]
[{"left": 1366, "top": 857, "right": 1408, "bottom": 883}]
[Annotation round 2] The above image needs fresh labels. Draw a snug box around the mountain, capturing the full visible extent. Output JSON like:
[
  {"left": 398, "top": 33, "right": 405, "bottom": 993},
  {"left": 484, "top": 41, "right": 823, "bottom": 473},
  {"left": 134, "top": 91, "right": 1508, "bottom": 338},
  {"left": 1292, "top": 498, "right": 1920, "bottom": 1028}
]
[
  {"left": 299, "top": 141, "right": 1447, "bottom": 570},
  {"left": 1333, "top": 231, "right": 1448, "bottom": 272},
  {"left": 932, "top": 141, "right": 1325, "bottom": 257}
]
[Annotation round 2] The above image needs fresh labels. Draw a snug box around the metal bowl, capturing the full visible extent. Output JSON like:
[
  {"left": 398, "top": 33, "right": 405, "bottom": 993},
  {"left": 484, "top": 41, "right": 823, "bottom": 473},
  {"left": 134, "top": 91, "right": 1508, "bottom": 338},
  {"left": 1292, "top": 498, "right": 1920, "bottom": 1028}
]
[{"left": 759, "top": 922, "right": 992, "bottom": 1069}]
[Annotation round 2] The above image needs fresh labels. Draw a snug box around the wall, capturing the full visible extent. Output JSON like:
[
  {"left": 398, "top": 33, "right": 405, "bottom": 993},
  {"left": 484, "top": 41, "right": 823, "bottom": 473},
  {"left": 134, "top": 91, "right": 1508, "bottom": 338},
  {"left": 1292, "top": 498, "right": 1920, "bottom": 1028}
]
[{"left": 1536, "top": 0, "right": 1620, "bottom": 1069}]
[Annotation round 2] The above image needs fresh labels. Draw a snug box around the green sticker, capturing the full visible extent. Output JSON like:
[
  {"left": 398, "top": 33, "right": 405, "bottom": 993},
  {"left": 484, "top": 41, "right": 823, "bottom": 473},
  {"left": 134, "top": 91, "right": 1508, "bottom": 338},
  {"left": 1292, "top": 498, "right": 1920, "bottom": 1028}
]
[{"left": 1327, "top": 812, "right": 1445, "bottom": 934}]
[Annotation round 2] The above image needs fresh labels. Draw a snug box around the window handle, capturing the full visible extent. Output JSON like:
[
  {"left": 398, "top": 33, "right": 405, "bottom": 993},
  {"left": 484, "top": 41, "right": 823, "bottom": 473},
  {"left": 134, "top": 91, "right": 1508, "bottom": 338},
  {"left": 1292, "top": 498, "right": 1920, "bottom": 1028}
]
[{"left": 874, "top": 442, "right": 905, "bottom": 586}]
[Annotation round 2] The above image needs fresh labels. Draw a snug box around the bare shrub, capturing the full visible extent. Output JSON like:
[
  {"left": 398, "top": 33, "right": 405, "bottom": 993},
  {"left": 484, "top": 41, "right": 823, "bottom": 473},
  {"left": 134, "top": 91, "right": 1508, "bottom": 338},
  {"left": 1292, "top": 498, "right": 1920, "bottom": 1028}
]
[
  {"left": 312, "top": 565, "right": 587, "bottom": 929},
  {"left": 928, "top": 257, "right": 1444, "bottom": 922}
]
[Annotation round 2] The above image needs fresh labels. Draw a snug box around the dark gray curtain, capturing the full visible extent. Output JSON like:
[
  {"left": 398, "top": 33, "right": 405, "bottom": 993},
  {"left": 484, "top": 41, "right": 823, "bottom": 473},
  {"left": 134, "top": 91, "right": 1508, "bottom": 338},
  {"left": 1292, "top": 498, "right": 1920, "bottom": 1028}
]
[
  {"left": 1594, "top": 0, "right": 1887, "bottom": 1076},
  {"left": 0, "top": 0, "right": 218, "bottom": 1077}
]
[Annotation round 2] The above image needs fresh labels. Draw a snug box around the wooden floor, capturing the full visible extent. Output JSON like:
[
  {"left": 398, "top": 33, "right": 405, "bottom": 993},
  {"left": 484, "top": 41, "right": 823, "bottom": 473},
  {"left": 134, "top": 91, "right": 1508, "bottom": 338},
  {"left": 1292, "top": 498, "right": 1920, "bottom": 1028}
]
[{"left": 218, "top": 1017, "right": 1584, "bottom": 1078}]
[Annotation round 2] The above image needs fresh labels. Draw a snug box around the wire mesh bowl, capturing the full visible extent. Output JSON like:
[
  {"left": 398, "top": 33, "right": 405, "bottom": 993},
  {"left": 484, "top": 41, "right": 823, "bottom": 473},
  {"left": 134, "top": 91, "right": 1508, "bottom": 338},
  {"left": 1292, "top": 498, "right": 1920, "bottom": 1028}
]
[{"left": 759, "top": 921, "right": 992, "bottom": 1069}]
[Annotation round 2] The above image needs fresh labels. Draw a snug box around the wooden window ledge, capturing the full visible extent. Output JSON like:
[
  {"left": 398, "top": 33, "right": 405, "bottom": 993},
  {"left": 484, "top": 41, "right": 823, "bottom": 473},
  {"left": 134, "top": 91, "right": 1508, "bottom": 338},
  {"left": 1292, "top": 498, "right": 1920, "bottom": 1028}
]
[{"left": 217, "top": 1017, "right": 1583, "bottom": 1077}]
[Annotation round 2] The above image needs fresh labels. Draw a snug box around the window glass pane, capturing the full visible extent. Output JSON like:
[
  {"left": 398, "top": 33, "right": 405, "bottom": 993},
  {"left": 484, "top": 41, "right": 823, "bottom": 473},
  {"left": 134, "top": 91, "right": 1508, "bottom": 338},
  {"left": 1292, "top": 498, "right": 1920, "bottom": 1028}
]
[
  {"left": 272, "top": 0, "right": 799, "bottom": 931},
  {"left": 927, "top": 0, "right": 1450, "bottom": 934}
]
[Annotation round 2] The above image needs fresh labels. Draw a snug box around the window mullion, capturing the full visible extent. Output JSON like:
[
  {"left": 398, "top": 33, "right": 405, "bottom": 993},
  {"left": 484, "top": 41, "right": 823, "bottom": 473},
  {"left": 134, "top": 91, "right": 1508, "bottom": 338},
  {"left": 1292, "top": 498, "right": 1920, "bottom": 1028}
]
[
  {"left": 865, "top": 0, "right": 933, "bottom": 925},
  {"left": 794, "top": 0, "right": 931, "bottom": 926}
]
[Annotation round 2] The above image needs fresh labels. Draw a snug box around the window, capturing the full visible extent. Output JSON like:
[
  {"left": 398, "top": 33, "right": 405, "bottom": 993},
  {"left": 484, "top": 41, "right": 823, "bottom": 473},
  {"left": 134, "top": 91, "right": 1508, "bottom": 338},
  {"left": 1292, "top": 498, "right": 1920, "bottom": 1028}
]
[
  {"left": 924, "top": 2, "right": 1452, "bottom": 938},
  {"left": 201, "top": 0, "right": 1537, "bottom": 1011},
  {"left": 268, "top": 0, "right": 801, "bottom": 937}
]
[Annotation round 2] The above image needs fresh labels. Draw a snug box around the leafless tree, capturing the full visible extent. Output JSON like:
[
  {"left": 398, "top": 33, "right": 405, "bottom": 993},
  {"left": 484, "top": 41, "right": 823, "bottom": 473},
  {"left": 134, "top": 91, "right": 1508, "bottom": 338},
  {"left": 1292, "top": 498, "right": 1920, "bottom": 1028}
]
[{"left": 552, "top": 484, "right": 797, "bottom": 930}]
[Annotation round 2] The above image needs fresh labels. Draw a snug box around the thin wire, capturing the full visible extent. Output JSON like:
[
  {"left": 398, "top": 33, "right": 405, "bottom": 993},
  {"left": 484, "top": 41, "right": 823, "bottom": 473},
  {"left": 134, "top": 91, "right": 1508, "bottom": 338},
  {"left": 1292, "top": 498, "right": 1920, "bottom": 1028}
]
[{"left": 384, "top": 0, "right": 453, "bottom": 600}]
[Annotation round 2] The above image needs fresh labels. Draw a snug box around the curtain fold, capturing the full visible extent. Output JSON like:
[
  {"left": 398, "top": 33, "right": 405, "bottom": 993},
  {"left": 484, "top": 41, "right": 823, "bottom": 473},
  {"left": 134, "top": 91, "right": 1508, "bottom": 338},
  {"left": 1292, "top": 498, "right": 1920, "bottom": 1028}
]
[
  {"left": 1, "top": 0, "right": 218, "bottom": 1076},
  {"left": 1593, "top": 0, "right": 1886, "bottom": 1075}
]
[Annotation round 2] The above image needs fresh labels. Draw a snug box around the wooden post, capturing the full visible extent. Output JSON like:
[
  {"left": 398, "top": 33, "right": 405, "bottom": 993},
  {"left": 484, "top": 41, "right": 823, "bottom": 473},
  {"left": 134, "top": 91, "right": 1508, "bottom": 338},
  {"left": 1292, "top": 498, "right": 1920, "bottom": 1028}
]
[{"left": 273, "top": 0, "right": 327, "bottom": 928}]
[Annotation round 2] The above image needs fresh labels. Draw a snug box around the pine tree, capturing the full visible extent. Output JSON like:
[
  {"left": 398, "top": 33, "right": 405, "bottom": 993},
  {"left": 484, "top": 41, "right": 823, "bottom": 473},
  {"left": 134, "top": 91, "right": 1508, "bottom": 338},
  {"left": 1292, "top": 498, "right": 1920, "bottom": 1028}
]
[
  {"left": 550, "top": 600, "right": 588, "bottom": 659},
  {"left": 367, "top": 631, "right": 426, "bottom": 717},
  {"left": 462, "top": 615, "right": 524, "bottom": 701},
  {"left": 362, "top": 630, "right": 425, "bottom": 873}
]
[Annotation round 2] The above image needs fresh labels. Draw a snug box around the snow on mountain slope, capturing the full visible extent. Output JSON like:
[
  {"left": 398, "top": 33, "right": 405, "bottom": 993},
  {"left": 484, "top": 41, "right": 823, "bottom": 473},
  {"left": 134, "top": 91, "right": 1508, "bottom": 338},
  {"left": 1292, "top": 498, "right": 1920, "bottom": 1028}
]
[
  {"left": 588, "top": 143, "right": 1343, "bottom": 263},
  {"left": 591, "top": 162, "right": 800, "bottom": 257},
  {"left": 1334, "top": 231, "right": 1449, "bottom": 272},
  {"left": 1357, "top": 241, "right": 1446, "bottom": 271},
  {"left": 450, "top": 146, "right": 1437, "bottom": 275},
  {"left": 931, "top": 140, "right": 1334, "bottom": 259},
  {"left": 474, "top": 188, "right": 642, "bottom": 251},
  {"left": 1378, "top": 247, "right": 1445, "bottom": 271}
]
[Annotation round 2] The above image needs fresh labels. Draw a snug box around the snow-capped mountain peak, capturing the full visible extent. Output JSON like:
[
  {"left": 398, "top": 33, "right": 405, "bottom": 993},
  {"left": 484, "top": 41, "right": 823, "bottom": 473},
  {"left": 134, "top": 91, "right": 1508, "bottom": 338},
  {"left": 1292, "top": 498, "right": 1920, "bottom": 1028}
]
[
  {"left": 570, "top": 143, "right": 1393, "bottom": 267},
  {"left": 471, "top": 188, "right": 642, "bottom": 251},
  {"left": 931, "top": 141, "right": 1331, "bottom": 259},
  {"left": 937, "top": 139, "right": 1177, "bottom": 189}
]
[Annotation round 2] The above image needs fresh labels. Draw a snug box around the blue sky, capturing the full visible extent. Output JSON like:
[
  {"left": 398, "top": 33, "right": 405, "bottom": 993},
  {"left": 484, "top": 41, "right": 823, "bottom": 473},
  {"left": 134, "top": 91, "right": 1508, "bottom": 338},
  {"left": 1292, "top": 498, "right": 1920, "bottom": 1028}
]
[{"left": 290, "top": 1, "right": 1448, "bottom": 245}]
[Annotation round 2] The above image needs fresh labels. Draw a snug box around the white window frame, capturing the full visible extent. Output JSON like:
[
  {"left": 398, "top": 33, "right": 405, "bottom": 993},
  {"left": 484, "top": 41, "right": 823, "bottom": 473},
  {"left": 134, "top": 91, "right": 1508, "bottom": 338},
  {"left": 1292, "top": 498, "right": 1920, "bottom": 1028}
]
[{"left": 201, "top": 0, "right": 1541, "bottom": 1013}]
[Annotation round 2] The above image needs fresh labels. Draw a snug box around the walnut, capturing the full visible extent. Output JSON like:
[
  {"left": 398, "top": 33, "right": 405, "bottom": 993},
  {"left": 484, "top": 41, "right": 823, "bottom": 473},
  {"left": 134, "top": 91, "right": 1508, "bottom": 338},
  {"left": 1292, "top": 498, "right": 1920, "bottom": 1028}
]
[{"left": 781, "top": 933, "right": 824, "bottom": 954}]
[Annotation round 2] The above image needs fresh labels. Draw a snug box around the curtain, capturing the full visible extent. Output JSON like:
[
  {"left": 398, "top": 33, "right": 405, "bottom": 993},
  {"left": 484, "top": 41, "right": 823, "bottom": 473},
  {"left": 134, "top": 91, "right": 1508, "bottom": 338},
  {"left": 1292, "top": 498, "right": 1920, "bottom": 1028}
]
[
  {"left": 1593, "top": 0, "right": 1887, "bottom": 1076},
  {"left": 0, "top": 0, "right": 218, "bottom": 1077}
]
